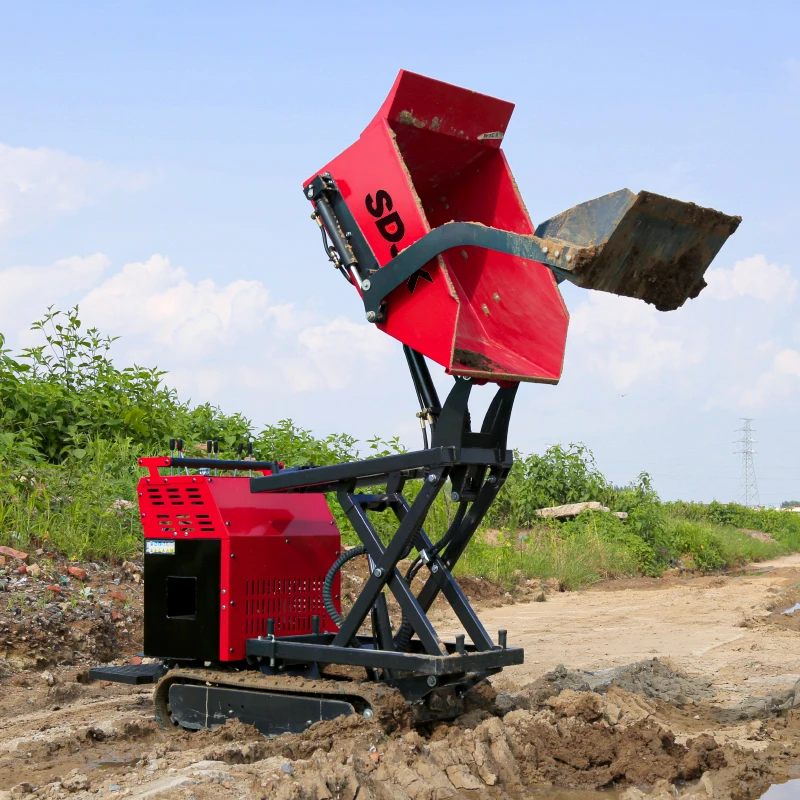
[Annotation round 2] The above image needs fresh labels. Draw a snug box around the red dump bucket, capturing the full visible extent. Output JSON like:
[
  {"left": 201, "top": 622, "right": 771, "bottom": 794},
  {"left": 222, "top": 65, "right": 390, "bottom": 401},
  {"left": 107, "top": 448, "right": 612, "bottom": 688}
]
[{"left": 313, "top": 70, "right": 569, "bottom": 384}]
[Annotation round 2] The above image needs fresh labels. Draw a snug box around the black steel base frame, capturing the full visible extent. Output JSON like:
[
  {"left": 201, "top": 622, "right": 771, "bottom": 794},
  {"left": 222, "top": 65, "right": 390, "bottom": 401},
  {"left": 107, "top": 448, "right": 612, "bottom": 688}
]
[
  {"left": 246, "top": 634, "right": 523, "bottom": 676},
  {"left": 249, "top": 356, "right": 521, "bottom": 698}
]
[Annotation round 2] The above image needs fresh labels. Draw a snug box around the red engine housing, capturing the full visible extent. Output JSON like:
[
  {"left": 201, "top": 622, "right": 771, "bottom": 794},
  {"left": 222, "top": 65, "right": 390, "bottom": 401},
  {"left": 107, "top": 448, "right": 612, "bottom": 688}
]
[{"left": 138, "top": 458, "right": 341, "bottom": 663}]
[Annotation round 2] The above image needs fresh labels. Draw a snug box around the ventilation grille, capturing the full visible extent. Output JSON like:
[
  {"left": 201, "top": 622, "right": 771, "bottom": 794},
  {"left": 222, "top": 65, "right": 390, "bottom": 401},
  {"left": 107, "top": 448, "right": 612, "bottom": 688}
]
[
  {"left": 244, "top": 578, "right": 324, "bottom": 636},
  {"left": 145, "top": 485, "right": 217, "bottom": 536}
]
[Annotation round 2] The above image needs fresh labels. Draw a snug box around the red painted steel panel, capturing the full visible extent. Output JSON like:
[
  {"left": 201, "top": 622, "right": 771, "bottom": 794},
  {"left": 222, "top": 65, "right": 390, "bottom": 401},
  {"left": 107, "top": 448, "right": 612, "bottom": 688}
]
[
  {"left": 137, "top": 472, "right": 341, "bottom": 662},
  {"left": 223, "top": 535, "right": 340, "bottom": 661},
  {"left": 310, "top": 69, "right": 569, "bottom": 384}
]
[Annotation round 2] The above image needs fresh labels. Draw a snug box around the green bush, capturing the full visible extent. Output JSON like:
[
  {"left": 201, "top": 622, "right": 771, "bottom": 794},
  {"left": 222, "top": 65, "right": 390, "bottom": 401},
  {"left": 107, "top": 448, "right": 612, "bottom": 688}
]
[
  {"left": 0, "top": 436, "right": 142, "bottom": 560},
  {"left": 2, "top": 307, "right": 798, "bottom": 581},
  {"left": 0, "top": 308, "right": 405, "bottom": 559},
  {"left": 487, "top": 443, "right": 613, "bottom": 528}
]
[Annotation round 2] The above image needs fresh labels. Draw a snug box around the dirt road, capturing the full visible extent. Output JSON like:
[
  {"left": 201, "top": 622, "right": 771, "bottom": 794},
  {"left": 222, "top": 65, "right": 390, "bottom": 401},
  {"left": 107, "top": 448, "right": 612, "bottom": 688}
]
[
  {"left": 469, "top": 554, "right": 800, "bottom": 705},
  {"left": 3, "top": 555, "right": 800, "bottom": 799}
]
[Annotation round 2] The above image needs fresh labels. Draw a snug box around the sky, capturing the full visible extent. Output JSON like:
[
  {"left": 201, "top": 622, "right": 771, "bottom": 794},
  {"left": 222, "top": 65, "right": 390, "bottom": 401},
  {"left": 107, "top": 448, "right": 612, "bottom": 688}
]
[{"left": 0, "top": 1, "right": 798, "bottom": 505}]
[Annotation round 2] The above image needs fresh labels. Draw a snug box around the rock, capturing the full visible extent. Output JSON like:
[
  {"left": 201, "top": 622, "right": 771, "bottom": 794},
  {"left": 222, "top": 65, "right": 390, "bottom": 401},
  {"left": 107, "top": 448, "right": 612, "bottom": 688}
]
[
  {"left": 45, "top": 585, "right": 65, "bottom": 594},
  {"left": 9, "top": 782, "right": 36, "bottom": 796},
  {"left": 622, "top": 781, "right": 676, "bottom": 800},
  {"left": 122, "top": 561, "right": 143, "bottom": 575},
  {"left": 547, "top": 688, "right": 604, "bottom": 721},
  {"left": 445, "top": 765, "right": 482, "bottom": 790},
  {"left": 0, "top": 546, "right": 29, "bottom": 563},
  {"left": 536, "top": 501, "right": 610, "bottom": 519},
  {"left": 0, "top": 556, "right": 5, "bottom": 566},
  {"left": 67, "top": 566, "right": 87, "bottom": 581},
  {"left": 16, "top": 566, "right": 27, "bottom": 575},
  {"left": 699, "top": 772, "right": 715, "bottom": 797},
  {"left": 614, "top": 511, "right": 629, "bottom": 519},
  {"left": 27, "top": 563, "right": 41, "bottom": 578},
  {"left": 61, "top": 773, "right": 89, "bottom": 792},
  {"left": 108, "top": 591, "right": 126, "bottom": 603},
  {"left": 40, "top": 670, "right": 56, "bottom": 686},
  {"left": 601, "top": 686, "right": 655, "bottom": 727}
]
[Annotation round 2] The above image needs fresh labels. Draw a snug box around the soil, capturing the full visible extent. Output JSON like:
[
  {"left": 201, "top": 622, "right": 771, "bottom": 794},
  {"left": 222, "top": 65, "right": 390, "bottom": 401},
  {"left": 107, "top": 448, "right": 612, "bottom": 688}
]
[
  {"left": 0, "top": 553, "right": 143, "bottom": 673},
  {"left": 4, "top": 554, "right": 800, "bottom": 799},
  {"left": 566, "top": 192, "right": 742, "bottom": 312}
]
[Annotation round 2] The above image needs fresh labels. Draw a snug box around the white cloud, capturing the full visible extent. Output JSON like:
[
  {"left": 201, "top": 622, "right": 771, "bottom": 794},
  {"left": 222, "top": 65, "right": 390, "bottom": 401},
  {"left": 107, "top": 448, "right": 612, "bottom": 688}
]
[
  {"left": 568, "top": 291, "right": 706, "bottom": 391},
  {"left": 0, "top": 254, "right": 110, "bottom": 337},
  {"left": 0, "top": 142, "right": 149, "bottom": 239},
  {"left": 738, "top": 348, "right": 800, "bottom": 408},
  {"left": 297, "top": 318, "right": 393, "bottom": 391},
  {"left": 2, "top": 253, "right": 396, "bottom": 406},
  {"left": 79, "top": 254, "right": 286, "bottom": 361},
  {"left": 705, "top": 254, "right": 797, "bottom": 303}
]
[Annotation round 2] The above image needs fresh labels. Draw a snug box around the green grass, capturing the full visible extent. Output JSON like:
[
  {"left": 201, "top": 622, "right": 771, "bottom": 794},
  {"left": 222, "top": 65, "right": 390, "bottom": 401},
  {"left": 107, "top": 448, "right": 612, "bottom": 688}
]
[
  {"left": 0, "top": 437, "right": 142, "bottom": 561},
  {"left": 662, "top": 517, "right": 783, "bottom": 571},
  {"left": 451, "top": 503, "right": 793, "bottom": 594},
  {"left": 0, "top": 439, "right": 794, "bottom": 585},
  {"left": 455, "top": 527, "right": 638, "bottom": 590}
]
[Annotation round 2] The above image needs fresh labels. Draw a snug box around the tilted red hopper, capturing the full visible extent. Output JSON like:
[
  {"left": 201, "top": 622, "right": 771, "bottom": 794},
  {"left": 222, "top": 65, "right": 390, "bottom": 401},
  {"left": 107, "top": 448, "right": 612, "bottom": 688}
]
[{"left": 307, "top": 70, "right": 740, "bottom": 384}]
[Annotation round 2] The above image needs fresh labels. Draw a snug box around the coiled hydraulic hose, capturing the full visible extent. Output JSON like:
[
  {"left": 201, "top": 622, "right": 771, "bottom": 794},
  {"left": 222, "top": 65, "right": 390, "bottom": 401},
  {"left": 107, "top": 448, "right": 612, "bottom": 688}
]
[
  {"left": 322, "top": 545, "right": 367, "bottom": 627},
  {"left": 324, "top": 501, "right": 468, "bottom": 649}
]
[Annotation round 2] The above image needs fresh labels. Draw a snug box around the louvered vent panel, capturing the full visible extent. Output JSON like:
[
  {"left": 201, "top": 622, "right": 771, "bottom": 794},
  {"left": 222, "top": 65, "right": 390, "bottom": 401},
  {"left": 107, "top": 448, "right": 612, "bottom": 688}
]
[
  {"left": 144, "top": 485, "right": 217, "bottom": 536},
  {"left": 243, "top": 578, "right": 324, "bottom": 636}
]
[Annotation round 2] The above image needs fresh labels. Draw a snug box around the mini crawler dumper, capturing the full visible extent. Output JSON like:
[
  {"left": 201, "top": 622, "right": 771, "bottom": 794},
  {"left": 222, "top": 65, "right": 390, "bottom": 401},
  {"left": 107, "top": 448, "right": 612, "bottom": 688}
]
[{"left": 90, "top": 70, "right": 741, "bottom": 735}]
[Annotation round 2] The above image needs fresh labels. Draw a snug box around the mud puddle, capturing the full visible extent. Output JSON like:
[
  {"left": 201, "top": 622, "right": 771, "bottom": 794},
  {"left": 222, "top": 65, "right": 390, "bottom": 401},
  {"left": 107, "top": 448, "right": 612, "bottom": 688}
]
[
  {"left": 85, "top": 755, "right": 141, "bottom": 771},
  {"left": 761, "top": 778, "right": 800, "bottom": 798}
]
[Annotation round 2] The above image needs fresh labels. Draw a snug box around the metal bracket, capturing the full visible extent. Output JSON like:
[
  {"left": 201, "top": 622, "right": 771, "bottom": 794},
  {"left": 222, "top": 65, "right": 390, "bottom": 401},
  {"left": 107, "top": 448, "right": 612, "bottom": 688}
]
[{"left": 360, "top": 221, "right": 576, "bottom": 320}]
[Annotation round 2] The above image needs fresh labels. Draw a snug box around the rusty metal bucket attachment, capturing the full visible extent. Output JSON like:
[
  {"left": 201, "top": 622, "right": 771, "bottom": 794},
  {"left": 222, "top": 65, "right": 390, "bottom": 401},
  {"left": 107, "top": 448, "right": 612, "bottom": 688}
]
[{"left": 535, "top": 189, "right": 741, "bottom": 311}]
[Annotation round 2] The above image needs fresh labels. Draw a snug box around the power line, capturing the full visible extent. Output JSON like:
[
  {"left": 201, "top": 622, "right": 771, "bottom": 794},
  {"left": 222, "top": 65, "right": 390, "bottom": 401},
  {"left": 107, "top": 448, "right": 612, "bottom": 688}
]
[{"left": 734, "top": 418, "right": 760, "bottom": 507}]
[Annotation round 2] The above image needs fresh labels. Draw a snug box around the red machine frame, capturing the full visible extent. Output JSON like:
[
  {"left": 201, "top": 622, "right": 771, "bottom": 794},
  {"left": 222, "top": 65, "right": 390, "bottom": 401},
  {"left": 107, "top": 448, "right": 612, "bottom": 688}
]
[{"left": 138, "top": 457, "right": 341, "bottom": 662}]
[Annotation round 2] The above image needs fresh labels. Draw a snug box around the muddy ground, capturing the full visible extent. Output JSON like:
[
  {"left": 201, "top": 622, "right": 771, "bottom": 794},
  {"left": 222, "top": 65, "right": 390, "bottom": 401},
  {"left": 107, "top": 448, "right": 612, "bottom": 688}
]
[{"left": 3, "top": 555, "right": 800, "bottom": 798}]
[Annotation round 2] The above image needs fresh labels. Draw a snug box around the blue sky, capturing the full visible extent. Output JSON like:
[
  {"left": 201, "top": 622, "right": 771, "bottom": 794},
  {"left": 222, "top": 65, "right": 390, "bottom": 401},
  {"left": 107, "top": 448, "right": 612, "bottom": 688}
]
[{"left": 0, "top": 1, "right": 798, "bottom": 504}]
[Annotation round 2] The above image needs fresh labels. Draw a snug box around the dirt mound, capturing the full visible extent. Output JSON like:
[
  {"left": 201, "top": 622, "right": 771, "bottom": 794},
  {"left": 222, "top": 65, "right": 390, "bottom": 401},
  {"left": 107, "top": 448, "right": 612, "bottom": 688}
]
[
  {"left": 589, "top": 658, "right": 716, "bottom": 704},
  {"left": 0, "top": 612, "right": 119, "bottom": 671},
  {"left": 715, "top": 680, "right": 800, "bottom": 723},
  {"left": 169, "top": 692, "right": 757, "bottom": 799},
  {"left": 497, "top": 658, "right": 714, "bottom": 715},
  {"left": 0, "top": 553, "right": 143, "bottom": 672},
  {"left": 1, "top": 663, "right": 797, "bottom": 800}
]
